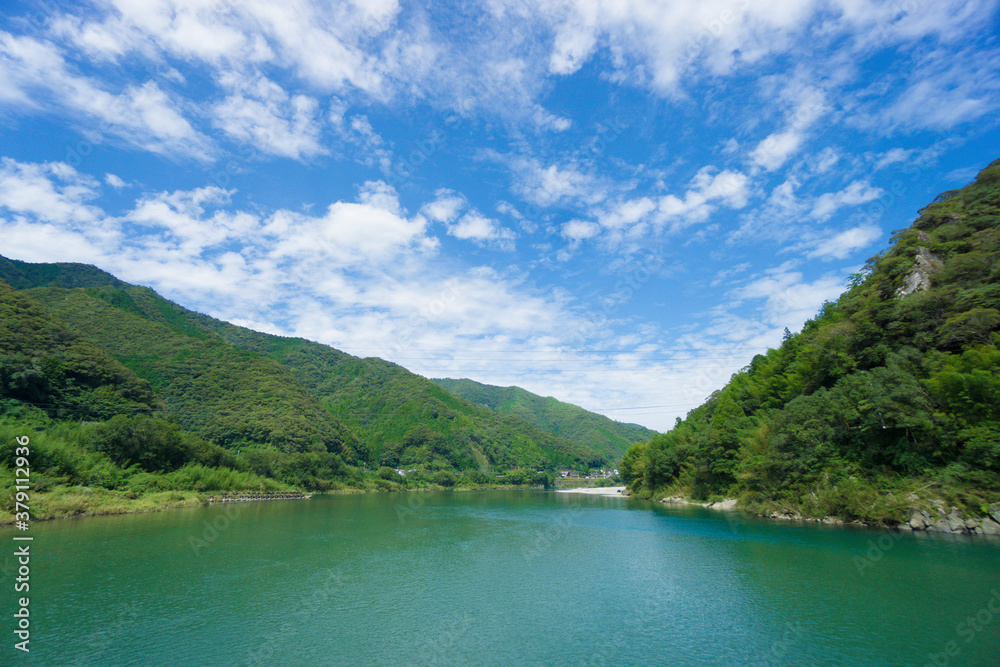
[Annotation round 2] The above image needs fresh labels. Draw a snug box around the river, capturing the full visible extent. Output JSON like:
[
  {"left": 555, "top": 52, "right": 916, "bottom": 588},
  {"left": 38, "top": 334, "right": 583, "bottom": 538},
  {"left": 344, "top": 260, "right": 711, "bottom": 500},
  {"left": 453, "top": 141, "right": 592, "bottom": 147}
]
[{"left": 6, "top": 490, "right": 999, "bottom": 665}]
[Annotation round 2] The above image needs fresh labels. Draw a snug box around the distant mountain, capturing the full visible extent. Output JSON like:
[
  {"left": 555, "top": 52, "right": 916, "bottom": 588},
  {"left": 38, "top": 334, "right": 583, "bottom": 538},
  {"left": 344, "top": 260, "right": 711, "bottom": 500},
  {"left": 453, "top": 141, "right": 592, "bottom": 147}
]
[
  {"left": 432, "top": 378, "right": 658, "bottom": 464},
  {"left": 0, "top": 260, "right": 606, "bottom": 473}
]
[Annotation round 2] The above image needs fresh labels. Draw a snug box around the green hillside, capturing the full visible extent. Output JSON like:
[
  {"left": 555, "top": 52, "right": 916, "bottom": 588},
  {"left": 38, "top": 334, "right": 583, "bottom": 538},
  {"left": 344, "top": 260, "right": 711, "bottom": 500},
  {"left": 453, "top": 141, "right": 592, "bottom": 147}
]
[
  {"left": 0, "top": 262, "right": 607, "bottom": 487},
  {"left": 433, "top": 377, "right": 658, "bottom": 463},
  {"left": 622, "top": 157, "right": 1000, "bottom": 524},
  {"left": 0, "top": 262, "right": 619, "bottom": 521},
  {"left": 0, "top": 280, "right": 160, "bottom": 421},
  {"left": 167, "top": 309, "right": 606, "bottom": 471}
]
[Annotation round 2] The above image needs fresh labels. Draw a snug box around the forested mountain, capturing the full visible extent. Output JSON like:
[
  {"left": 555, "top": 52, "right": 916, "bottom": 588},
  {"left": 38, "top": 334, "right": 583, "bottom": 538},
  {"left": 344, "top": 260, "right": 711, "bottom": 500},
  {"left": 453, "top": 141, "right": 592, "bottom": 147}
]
[
  {"left": 433, "top": 377, "right": 657, "bottom": 463},
  {"left": 0, "top": 260, "right": 610, "bottom": 515},
  {"left": 0, "top": 279, "right": 160, "bottom": 421},
  {"left": 622, "top": 158, "right": 1000, "bottom": 523}
]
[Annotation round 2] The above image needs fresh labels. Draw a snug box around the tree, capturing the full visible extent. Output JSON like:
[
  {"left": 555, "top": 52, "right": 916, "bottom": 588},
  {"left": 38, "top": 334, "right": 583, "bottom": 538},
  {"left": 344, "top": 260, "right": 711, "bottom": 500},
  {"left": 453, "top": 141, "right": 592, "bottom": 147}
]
[
  {"left": 433, "top": 470, "right": 456, "bottom": 487},
  {"left": 85, "top": 414, "right": 187, "bottom": 472}
]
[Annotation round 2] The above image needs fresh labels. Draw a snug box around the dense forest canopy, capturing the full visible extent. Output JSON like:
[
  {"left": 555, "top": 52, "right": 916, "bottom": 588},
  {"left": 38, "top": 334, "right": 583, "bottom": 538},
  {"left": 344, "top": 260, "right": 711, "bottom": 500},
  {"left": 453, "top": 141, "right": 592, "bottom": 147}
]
[{"left": 622, "top": 158, "right": 1000, "bottom": 523}]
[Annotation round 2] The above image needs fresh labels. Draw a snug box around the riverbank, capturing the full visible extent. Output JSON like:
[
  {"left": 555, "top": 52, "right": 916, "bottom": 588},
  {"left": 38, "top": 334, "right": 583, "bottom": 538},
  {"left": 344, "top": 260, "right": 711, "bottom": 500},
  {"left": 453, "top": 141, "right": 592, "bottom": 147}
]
[
  {"left": 0, "top": 481, "right": 555, "bottom": 526},
  {"left": 556, "top": 486, "right": 627, "bottom": 497},
  {"left": 655, "top": 494, "right": 1000, "bottom": 536},
  {"left": 0, "top": 486, "right": 207, "bottom": 525}
]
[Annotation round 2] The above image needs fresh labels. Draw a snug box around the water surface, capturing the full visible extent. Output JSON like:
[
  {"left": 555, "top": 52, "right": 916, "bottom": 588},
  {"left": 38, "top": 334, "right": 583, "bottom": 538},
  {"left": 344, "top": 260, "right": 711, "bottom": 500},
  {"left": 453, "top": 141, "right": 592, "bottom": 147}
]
[{"left": 6, "top": 491, "right": 1000, "bottom": 665}]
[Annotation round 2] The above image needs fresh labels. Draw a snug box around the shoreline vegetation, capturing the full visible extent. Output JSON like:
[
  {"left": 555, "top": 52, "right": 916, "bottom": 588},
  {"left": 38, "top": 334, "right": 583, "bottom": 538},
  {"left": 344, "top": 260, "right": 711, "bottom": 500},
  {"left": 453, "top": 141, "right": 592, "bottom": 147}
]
[{"left": 0, "top": 479, "right": 558, "bottom": 527}]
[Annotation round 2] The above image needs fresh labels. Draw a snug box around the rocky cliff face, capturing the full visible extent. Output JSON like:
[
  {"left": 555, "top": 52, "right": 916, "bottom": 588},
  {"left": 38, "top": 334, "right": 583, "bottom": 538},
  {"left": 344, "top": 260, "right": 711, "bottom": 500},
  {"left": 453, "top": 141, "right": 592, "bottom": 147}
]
[{"left": 895, "top": 245, "right": 944, "bottom": 298}]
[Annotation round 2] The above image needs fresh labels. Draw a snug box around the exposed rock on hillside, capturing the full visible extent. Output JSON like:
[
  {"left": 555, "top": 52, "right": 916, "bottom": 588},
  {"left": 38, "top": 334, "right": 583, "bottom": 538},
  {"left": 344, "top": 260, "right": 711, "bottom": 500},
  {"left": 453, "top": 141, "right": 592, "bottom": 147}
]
[{"left": 895, "top": 246, "right": 943, "bottom": 297}]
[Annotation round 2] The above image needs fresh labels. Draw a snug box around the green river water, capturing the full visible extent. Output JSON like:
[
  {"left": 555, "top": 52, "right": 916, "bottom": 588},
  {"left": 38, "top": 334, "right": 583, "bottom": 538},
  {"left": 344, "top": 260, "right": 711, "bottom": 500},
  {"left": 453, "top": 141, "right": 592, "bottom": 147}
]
[{"left": 4, "top": 490, "right": 999, "bottom": 666}]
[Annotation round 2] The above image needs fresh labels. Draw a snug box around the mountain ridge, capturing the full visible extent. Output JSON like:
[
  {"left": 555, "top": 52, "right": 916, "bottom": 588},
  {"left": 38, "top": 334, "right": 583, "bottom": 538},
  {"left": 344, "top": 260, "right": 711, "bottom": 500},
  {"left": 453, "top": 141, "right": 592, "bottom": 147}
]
[{"left": 432, "top": 377, "right": 657, "bottom": 464}]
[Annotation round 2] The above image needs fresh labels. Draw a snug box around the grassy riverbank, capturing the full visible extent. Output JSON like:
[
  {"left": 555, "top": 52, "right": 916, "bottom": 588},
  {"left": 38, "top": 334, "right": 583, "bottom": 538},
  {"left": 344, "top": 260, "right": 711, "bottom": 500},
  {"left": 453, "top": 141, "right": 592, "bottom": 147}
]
[
  {"left": 0, "top": 486, "right": 206, "bottom": 524},
  {"left": 0, "top": 477, "right": 553, "bottom": 526},
  {"left": 0, "top": 413, "right": 561, "bottom": 526}
]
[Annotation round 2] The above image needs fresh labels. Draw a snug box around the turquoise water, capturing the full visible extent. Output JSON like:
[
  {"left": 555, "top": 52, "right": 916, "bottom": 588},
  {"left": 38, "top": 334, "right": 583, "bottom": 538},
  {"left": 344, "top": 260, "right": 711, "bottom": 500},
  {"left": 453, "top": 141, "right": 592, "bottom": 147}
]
[{"left": 5, "top": 491, "right": 1000, "bottom": 665}]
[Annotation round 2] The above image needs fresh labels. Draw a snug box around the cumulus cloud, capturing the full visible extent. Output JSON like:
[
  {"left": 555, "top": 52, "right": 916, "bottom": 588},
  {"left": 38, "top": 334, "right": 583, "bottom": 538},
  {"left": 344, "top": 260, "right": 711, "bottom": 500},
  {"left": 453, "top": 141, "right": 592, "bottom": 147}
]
[
  {"left": 810, "top": 180, "right": 882, "bottom": 221},
  {"left": 212, "top": 73, "right": 326, "bottom": 159},
  {"left": 448, "top": 211, "right": 517, "bottom": 250},
  {"left": 807, "top": 224, "right": 882, "bottom": 260},
  {"left": 598, "top": 198, "right": 656, "bottom": 230},
  {"left": 421, "top": 189, "right": 467, "bottom": 223},
  {"left": 561, "top": 219, "right": 600, "bottom": 241},
  {"left": 730, "top": 263, "right": 847, "bottom": 332},
  {"left": 513, "top": 158, "right": 604, "bottom": 208},
  {"left": 656, "top": 166, "right": 750, "bottom": 228},
  {"left": 0, "top": 158, "right": 102, "bottom": 225},
  {"left": 268, "top": 181, "right": 436, "bottom": 265}
]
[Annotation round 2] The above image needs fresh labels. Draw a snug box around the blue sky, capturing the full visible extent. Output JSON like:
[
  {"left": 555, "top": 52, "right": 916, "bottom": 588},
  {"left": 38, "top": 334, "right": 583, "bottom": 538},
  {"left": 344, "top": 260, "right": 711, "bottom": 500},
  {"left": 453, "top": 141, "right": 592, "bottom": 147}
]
[{"left": 1, "top": 0, "right": 998, "bottom": 431}]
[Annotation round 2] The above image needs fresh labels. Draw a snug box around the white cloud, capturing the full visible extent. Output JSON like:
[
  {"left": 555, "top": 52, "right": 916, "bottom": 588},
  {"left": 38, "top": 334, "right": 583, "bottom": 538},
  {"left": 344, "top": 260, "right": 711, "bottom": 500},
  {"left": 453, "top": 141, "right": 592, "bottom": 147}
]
[
  {"left": 212, "top": 73, "right": 326, "bottom": 159},
  {"left": 537, "top": 0, "right": 820, "bottom": 91},
  {"left": 420, "top": 189, "right": 466, "bottom": 223},
  {"left": 127, "top": 186, "right": 250, "bottom": 257},
  {"left": 873, "top": 147, "right": 911, "bottom": 170},
  {"left": 448, "top": 211, "right": 517, "bottom": 250},
  {"left": 750, "top": 130, "right": 803, "bottom": 172},
  {"left": 105, "top": 173, "right": 127, "bottom": 188},
  {"left": 872, "top": 46, "right": 1000, "bottom": 131},
  {"left": 732, "top": 174, "right": 882, "bottom": 249},
  {"left": 710, "top": 262, "right": 751, "bottom": 287},
  {"left": 0, "top": 219, "right": 110, "bottom": 266},
  {"left": 598, "top": 197, "right": 656, "bottom": 230},
  {"left": 561, "top": 219, "right": 600, "bottom": 241},
  {"left": 807, "top": 224, "right": 881, "bottom": 260},
  {"left": 731, "top": 263, "right": 847, "bottom": 331},
  {"left": 340, "top": 114, "right": 393, "bottom": 172},
  {"left": 810, "top": 180, "right": 882, "bottom": 221},
  {"left": 269, "top": 181, "right": 436, "bottom": 265},
  {"left": 449, "top": 212, "right": 495, "bottom": 241},
  {"left": 513, "top": 158, "right": 603, "bottom": 208},
  {"left": 656, "top": 166, "right": 750, "bottom": 228},
  {"left": 0, "top": 31, "right": 213, "bottom": 159},
  {"left": 49, "top": 0, "right": 396, "bottom": 95},
  {"left": 0, "top": 158, "right": 102, "bottom": 226},
  {"left": 750, "top": 86, "right": 826, "bottom": 172}
]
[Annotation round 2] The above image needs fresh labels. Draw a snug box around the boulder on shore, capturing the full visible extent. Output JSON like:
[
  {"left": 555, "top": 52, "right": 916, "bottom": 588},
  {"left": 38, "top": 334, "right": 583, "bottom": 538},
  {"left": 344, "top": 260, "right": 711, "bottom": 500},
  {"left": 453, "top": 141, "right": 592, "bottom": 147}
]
[{"left": 982, "top": 518, "right": 1000, "bottom": 536}]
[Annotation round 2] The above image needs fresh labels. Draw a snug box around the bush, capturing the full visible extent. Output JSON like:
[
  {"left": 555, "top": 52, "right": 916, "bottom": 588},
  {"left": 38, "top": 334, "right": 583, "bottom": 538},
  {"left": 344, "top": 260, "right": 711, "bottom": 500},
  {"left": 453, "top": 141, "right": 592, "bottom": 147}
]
[
  {"left": 85, "top": 415, "right": 187, "bottom": 472},
  {"left": 433, "top": 470, "right": 456, "bottom": 487},
  {"left": 378, "top": 466, "right": 401, "bottom": 481}
]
